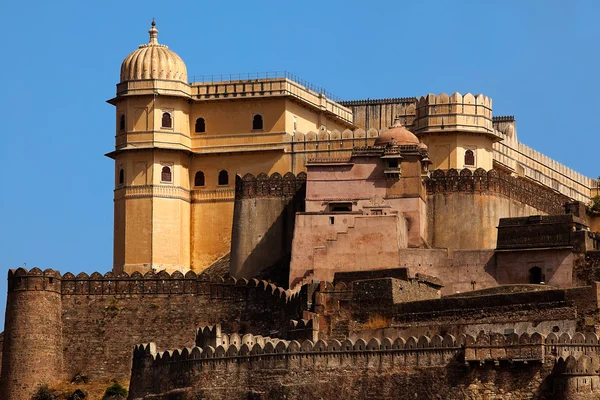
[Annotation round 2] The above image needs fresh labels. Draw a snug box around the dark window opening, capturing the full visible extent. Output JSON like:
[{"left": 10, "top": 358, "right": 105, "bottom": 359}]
[
  {"left": 528, "top": 267, "right": 543, "bottom": 284},
  {"left": 119, "top": 168, "right": 124, "bottom": 185},
  {"left": 49, "top": 278, "right": 53, "bottom": 284},
  {"left": 329, "top": 202, "right": 352, "bottom": 212},
  {"left": 161, "top": 166, "right": 172, "bottom": 182},
  {"left": 329, "top": 217, "right": 334, "bottom": 224},
  {"left": 195, "top": 118, "right": 206, "bottom": 133},
  {"left": 194, "top": 171, "right": 205, "bottom": 187},
  {"left": 252, "top": 114, "right": 263, "bottom": 130},
  {"left": 388, "top": 159, "right": 399, "bottom": 168},
  {"left": 465, "top": 149, "right": 475, "bottom": 166},
  {"left": 119, "top": 114, "right": 126, "bottom": 131},
  {"left": 162, "top": 112, "right": 172, "bottom": 128},
  {"left": 218, "top": 170, "right": 229, "bottom": 186},
  {"left": 372, "top": 209, "right": 383, "bottom": 215}
]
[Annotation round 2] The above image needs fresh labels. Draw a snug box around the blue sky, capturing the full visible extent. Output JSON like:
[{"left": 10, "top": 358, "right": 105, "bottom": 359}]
[{"left": 0, "top": 0, "right": 598, "bottom": 328}]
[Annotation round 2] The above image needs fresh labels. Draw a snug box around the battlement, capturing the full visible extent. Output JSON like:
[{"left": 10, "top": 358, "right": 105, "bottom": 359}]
[
  {"left": 493, "top": 115, "right": 515, "bottom": 123},
  {"left": 235, "top": 172, "right": 307, "bottom": 200},
  {"left": 8, "top": 267, "right": 62, "bottom": 293},
  {"left": 412, "top": 93, "right": 497, "bottom": 138},
  {"left": 7, "top": 267, "right": 305, "bottom": 303},
  {"left": 426, "top": 168, "right": 570, "bottom": 215},
  {"left": 339, "top": 97, "right": 418, "bottom": 106}
]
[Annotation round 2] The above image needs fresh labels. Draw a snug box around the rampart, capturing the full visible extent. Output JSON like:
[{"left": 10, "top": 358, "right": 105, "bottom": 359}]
[
  {"left": 426, "top": 168, "right": 571, "bottom": 249},
  {"left": 128, "top": 327, "right": 600, "bottom": 399},
  {"left": 230, "top": 172, "right": 306, "bottom": 284},
  {"left": 0, "top": 268, "right": 309, "bottom": 400}
]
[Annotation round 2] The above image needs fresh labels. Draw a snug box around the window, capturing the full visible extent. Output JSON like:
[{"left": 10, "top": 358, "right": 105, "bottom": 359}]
[
  {"left": 119, "top": 114, "right": 126, "bottom": 131},
  {"left": 118, "top": 168, "right": 124, "bottom": 185},
  {"left": 388, "top": 159, "right": 399, "bottom": 168},
  {"left": 194, "top": 171, "right": 205, "bottom": 187},
  {"left": 218, "top": 170, "right": 229, "bottom": 186},
  {"left": 195, "top": 118, "right": 206, "bottom": 133},
  {"left": 464, "top": 149, "right": 475, "bottom": 166},
  {"left": 329, "top": 202, "right": 352, "bottom": 212},
  {"left": 161, "top": 166, "right": 172, "bottom": 183},
  {"left": 161, "top": 112, "right": 172, "bottom": 128},
  {"left": 293, "top": 116, "right": 298, "bottom": 133},
  {"left": 252, "top": 114, "right": 263, "bottom": 130}
]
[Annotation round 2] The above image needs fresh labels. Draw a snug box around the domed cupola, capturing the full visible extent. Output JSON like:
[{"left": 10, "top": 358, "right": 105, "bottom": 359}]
[{"left": 120, "top": 20, "right": 188, "bottom": 83}]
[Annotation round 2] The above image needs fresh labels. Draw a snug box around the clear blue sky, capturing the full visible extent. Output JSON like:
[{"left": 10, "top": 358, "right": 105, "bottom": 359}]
[{"left": 0, "top": 0, "right": 598, "bottom": 328}]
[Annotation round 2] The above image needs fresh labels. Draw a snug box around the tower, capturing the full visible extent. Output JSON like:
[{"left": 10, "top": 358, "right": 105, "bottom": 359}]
[
  {"left": 0, "top": 268, "right": 63, "bottom": 400},
  {"left": 107, "top": 21, "right": 191, "bottom": 274}
]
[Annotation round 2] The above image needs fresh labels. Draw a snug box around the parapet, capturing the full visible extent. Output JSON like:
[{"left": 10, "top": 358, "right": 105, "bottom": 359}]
[
  {"left": 235, "top": 172, "right": 307, "bottom": 200},
  {"left": 413, "top": 93, "right": 497, "bottom": 139},
  {"left": 426, "top": 168, "right": 569, "bottom": 215},
  {"left": 7, "top": 267, "right": 62, "bottom": 293}
]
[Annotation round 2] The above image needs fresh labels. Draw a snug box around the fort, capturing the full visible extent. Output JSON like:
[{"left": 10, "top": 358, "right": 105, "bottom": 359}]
[{"left": 3, "top": 21, "right": 600, "bottom": 400}]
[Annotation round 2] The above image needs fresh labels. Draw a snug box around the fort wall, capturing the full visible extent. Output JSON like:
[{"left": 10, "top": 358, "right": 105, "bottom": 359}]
[
  {"left": 0, "top": 268, "right": 308, "bottom": 400},
  {"left": 129, "top": 329, "right": 600, "bottom": 399},
  {"left": 229, "top": 172, "right": 306, "bottom": 283},
  {"left": 426, "top": 168, "right": 570, "bottom": 250}
]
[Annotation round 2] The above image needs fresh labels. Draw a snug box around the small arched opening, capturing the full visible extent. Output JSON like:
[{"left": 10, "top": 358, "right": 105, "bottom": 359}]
[
  {"left": 529, "top": 267, "right": 543, "bottom": 284},
  {"left": 161, "top": 166, "right": 172, "bottom": 183},
  {"left": 161, "top": 112, "right": 172, "bottom": 128},
  {"left": 252, "top": 114, "right": 263, "bottom": 130},
  {"left": 118, "top": 168, "right": 125, "bottom": 185},
  {"left": 194, "top": 171, "right": 205, "bottom": 187},
  {"left": 218, "top": 170, "right": 229, "bottom": 186},
  {"left": 464, "top": 149, "right": 475, "bottom": 166},
  {"left": 195, "top": 118, "right": 206, "bottom": 133},
  {"left": 119, "top": 114, "right": 126, "bottom": 131}
]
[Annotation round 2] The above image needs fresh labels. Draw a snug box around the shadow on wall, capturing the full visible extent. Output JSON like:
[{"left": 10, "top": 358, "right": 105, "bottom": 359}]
[{"left": 230, "top": 174, "right": 306, "bottom": 287}]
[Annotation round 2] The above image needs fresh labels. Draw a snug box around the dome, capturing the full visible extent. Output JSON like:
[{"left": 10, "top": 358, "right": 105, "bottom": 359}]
[
  {"left": 374, "top": 117, "right": 420, "bottom": 146},
  {"left": 120, "top": 21, "right": 188, "bottom": 83}
]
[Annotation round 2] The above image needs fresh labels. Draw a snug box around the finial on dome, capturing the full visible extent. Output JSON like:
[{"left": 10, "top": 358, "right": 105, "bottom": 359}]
[
  {"left": 148, "top": 19, "right": 159, "bottom": 45},
  {"left": 392, "top": 116, "right": 403, "bottom": 128}
]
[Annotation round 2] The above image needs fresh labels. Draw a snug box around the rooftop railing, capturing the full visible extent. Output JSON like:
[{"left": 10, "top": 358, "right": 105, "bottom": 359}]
[{"left": 189, "top": 71, "right": 343, "bottom": 103}]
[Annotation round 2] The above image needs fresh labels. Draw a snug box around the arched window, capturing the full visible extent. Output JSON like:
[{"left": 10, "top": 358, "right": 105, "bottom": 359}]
[
  {"left": 194, "top": 171, "right": 205, "bottom": 187},
  {"left": 252, "top": 114, "right": 263, "bottom": 130},
  {"left": 119, "top": 114, "right": 126, "bottom": 131},
  {"left": 161, "top": 112, "right": 172, "bottom": 128},
  {"left": 119, "top": 168, "right": 125, "bottom": 185},
  {"left": 218, "top": 170, "right": 229, "bottom": 186},
  {"left": 529, "top": 267, "right": 543, "bottom": 284},
  {"left": 195, "top": 118, "right": 206, "bottom": 133},
  {"left": 464, "top": 149, "right": 475, "bottom": 166},
  {"left": 161, "top": 166, "right": 172, "bottom": 183}
]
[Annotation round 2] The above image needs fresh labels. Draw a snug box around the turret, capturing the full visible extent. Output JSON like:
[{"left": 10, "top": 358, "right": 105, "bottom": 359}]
[{"left": 0, "top": 268, "right": 63, "bottom": 400}]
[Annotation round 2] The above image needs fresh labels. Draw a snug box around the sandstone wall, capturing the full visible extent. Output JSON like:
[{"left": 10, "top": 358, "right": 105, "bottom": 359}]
[
  {"left": 229, "top": 172, "right": 306, "bottom": 282},
  {"left": 426, "top": 168, "right": 570, "bottom": 250}
]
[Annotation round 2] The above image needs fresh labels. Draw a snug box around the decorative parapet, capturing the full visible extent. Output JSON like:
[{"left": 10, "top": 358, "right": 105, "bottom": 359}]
[
  {"left": 190, "top": 188, "right": 235, "bottom": 204},
  {"left": 339, "top": 97, "right": 418, "bottom": 106},
  {"left": 412, "top": 93, "right": 498, "bottom": 139},
  {"left": 235, "top": 172, "right": 307, "bottom": 200},
  {"left": 7, "top": 268, "right": 304, "bottom": 303},
  {"left": 114, "top": 185, "right": 191, "bottom": 202},
  {"left": 426, "top": 168, "right": 570, "bottom": 215}
]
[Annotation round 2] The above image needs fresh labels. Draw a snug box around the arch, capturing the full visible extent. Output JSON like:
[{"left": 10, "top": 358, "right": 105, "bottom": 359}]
[
  {"left": 119, "top": 168, "right": 125, "bottom": 186},
  {"left": 194, "top": 171, "right": 205, "bottom": 187},
  {"left": 161, "top": 112, "right": 172, "bottom": 128},
  {"left": 529, "top": 266, "right": 543, "bottom": 284},
  {"left": 218, "top": 170, "right": 229, "bottom": 186},
  {"left": 252, "top": 114, "right": 263, "bottom": 130},
  {"left": 161, "top": 166, "right": 172, "bottom": 183},
  {"left": 195, "top": 117, "right": 206, "bottom": 133},
  {"left": 464, "top": 149, "right": 475, "bottom": 166},
  {"left": 119, "top": 114, "right": 126, "bottom": 131}
]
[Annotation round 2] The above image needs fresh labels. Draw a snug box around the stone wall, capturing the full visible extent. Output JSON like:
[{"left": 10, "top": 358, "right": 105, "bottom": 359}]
[
  {"left": 0, "top": 268, "right": 308, "bottom": 400},
  {"left": 230, "top": 172, "right": 306, "bottom": 283},
  {"left": 426, "top": 168, "right": 570, "bottom": 250},
  {"left": 128, "top": 328, "right": 600, "bottom": 399}
]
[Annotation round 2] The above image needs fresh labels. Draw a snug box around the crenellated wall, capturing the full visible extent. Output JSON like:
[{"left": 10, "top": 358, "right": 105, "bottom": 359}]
[
  {"left": 426, "top": 168, "right": 570, "bottom": 249},
  {"left": 128, "top": 327, "right": 600, "bottom": 399},
  {"left": 230, "top": 172, "right": 306, "bottom": 284},
  {"left": 0, "top": 268, "right": 309, "bottom": 400}
]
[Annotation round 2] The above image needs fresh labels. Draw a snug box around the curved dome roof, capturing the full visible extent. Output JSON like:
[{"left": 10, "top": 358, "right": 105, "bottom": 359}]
[
  {"left": 120, "top": 21, "right": 188, "bottom": 83},
  {"left": 374, "top": 118, "right": 420, "bottom": 146}
]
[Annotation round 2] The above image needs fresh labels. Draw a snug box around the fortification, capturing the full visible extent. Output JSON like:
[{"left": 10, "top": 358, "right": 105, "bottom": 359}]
[
  {"left": 0, "top": 268, "right": 64, "bottom": 400},
  {"left": 128, "top": 326, "right": 600, "bottom": 399},
  {"left": 230, "top": 172, "right": 306, "bottom": 284}
]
